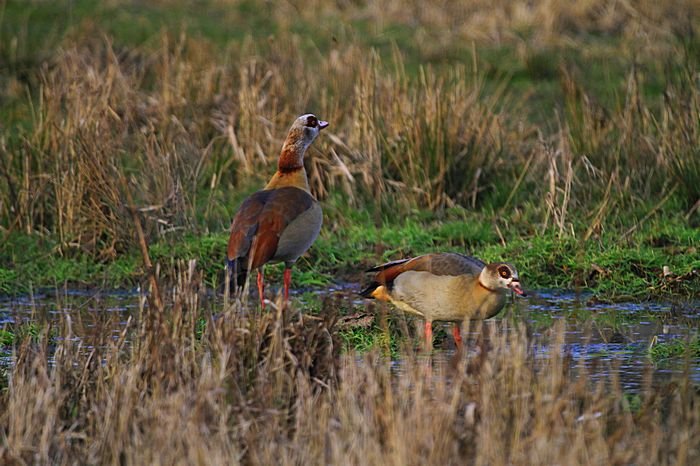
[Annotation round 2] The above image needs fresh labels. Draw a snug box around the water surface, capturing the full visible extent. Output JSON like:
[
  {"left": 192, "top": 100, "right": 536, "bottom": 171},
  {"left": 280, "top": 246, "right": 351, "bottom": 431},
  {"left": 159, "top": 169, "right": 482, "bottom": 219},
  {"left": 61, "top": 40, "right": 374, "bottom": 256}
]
[{"left": 1, "top": 288, "right": 698, "bottom": 389}]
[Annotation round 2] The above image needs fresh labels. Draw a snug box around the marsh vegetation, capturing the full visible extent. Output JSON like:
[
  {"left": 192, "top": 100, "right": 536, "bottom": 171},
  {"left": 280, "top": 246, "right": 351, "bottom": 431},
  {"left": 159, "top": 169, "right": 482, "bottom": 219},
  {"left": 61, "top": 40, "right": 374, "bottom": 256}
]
[
  {"left": 1, "top": 276, "right": 699, "bottom": 464},
  {"left": 0, "top": 0, "right": 698, "bottom": 296},
  {"left": 1, "top": 0, "right": 699, "bottom": 463}
]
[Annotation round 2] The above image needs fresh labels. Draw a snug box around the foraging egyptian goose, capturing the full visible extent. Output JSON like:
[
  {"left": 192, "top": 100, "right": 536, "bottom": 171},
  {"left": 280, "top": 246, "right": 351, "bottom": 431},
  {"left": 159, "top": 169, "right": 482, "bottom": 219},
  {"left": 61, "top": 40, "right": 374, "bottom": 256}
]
[
  {"left": 360, "top": 253, "right": 525, "bottom": 349},
  {"left": 227, "top": 114, "right": 328, "bottom": 307}
]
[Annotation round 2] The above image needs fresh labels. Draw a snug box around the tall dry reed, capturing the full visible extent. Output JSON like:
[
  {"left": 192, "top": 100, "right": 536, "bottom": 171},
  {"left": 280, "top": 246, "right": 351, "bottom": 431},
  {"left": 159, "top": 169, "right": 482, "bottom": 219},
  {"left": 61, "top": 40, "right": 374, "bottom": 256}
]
[
  {"left": 1, "top": 0, "right": 698, "bottom": 256},
  {"left": 1, "top": 266, "right": 698, "bottom": 464}
]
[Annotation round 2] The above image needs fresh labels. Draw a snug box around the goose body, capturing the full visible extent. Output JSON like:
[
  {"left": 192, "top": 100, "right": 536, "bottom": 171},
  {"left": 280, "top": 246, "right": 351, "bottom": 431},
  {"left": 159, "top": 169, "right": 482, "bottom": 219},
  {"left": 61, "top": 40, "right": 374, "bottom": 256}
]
[
  {"left": 227, "top": 114, "right": 328, "bottom": 306},
  {"left": 361, "top": 253, "right": 525, "bottom": 348}
]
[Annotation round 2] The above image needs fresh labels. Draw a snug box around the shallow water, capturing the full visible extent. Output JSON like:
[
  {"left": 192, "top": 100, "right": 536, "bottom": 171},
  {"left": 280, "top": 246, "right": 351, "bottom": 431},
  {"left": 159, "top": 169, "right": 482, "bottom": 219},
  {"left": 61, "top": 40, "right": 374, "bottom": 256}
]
[
  {"left": 0, "top": 289, "right": 141, "bottom": 368},
  {"left": 1, "top": 288, "right": 698, "bottom": 389}
]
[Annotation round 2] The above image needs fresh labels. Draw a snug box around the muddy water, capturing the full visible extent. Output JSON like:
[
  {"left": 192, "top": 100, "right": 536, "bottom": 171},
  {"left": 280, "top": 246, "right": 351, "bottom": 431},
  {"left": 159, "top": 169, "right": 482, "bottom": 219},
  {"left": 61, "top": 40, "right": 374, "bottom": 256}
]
[
  {"left": 429, "top": 290, "right": 700, "bottom": 390},
  {"left": 0, "top": 290, "right": 141, "bottom": 368},
  {"left": 1, "top": 288, "right": 698, "bottom": 389},
  {"left": 530, "top": 291, "right": 699, "bottom": 386}
]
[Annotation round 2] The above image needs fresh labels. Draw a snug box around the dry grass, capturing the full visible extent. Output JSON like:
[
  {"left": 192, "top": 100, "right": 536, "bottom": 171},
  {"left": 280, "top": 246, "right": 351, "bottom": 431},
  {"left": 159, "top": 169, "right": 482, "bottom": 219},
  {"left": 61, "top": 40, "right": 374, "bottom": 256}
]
[
  {"left": 0, "top": 266, "right": 698, "bottom": 464},
  {"left": 1, "top": 0, "right": 698, "bottom": 258},
  {"left": 1, "top": 4, "right": 699, "bottom": 460}
]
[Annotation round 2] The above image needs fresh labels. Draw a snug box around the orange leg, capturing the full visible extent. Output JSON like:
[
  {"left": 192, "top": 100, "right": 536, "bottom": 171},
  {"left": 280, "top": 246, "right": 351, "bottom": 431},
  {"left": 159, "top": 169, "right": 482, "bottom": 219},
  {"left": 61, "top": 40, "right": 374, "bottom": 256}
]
[
  {"left": 283, "top": 267, "right": 292, "bottom": 304},
  {"left": 424, "top": 321, "right": 433, "bottom": 350},
  {"left": 257, "top": 270, "right": 265, "bottom": 309},
  {"left": 453, "top": 323, "right": 463, "bottom": 349}
]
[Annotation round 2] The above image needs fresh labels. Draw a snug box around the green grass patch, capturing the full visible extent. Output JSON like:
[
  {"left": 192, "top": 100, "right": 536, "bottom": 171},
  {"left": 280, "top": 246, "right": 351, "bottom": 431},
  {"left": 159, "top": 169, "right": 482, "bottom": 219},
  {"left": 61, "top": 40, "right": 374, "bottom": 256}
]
[
  {"left": 1, "top": 208, "right": 698, "bottom": 299},
  {"left": 338, "top": 318, "right": 401, "bottom": 357},
  {"left": 0, "top": 329, "right": 13, "bottom": 347},
  {"left": 339, "top": 326, "right": 385, "bottom": 354},
  {"left": 649, "top": 336, "right": 700, "bottom": 362},
  {"left": 0, "top": 322, "right": 42, "bottom": 347}
]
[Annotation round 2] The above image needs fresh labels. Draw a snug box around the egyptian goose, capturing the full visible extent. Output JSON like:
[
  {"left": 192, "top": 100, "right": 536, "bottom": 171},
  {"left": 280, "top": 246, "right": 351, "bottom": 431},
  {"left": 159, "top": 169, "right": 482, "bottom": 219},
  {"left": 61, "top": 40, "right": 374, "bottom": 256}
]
[
  {"left": 227, "top": 114, "right": 328, "bottom": 307},
  {"left": 360, "top": 253, "right": 525, "bottom": 349}
]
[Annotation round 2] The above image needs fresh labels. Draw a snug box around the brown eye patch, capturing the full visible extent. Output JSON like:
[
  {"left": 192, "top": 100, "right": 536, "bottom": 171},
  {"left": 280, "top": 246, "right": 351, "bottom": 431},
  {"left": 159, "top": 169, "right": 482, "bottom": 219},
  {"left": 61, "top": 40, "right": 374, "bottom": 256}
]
[
  {"left": 498, "top": 266, "right": 511, "bottom": 279},
  {"left": 305, "top": 116, "right": 318, "bottom": 127}
]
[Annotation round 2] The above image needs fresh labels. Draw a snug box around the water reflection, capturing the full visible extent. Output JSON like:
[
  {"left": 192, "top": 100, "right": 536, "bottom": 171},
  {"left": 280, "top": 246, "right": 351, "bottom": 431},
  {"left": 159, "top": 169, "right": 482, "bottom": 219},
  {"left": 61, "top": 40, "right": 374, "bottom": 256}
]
[
  {"left": 0, "top": 289, "right": 140, "bottom": 367},
  {"left": 421, "top": 290, "right": 700, "bottom": 390},
  {"left": 1, "top": 288, "right": 698, "bottom": 390}
]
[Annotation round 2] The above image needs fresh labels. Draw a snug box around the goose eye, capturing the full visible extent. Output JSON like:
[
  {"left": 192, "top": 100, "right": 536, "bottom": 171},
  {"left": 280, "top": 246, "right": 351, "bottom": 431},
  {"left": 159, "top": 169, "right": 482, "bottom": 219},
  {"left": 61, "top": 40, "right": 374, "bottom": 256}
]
[
  {"left": 306, "top": 116, "right": 318, "bottom": 128},
  {"left": 498, "top": 267, "right": 511, "bottom": 279}
]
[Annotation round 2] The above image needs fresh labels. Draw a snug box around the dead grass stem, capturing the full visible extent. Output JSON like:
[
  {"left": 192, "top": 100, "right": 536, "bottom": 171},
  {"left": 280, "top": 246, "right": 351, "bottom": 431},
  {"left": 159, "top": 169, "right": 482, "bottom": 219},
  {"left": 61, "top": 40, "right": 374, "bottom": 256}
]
[{"left": 1, "top": 272, "right": 697, "bottom": 464}]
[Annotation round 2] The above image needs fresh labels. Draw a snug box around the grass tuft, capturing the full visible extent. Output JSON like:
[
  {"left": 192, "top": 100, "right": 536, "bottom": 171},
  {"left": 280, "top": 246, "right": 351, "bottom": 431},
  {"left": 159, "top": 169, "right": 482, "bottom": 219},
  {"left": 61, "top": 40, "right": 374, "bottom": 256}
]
[{"left": 0, "top": 272, "right": 698, "bottom": 463}]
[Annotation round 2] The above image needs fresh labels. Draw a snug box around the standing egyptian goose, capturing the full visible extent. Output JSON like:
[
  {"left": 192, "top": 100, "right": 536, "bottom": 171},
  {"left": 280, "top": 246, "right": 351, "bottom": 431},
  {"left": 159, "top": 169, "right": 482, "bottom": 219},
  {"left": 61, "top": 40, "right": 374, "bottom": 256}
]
[
  {"left": 227, "top": 114, "right": 328, "bottom": 307},
  {"left": 360, "top": 253, "right": 525, "bottom": 349}
]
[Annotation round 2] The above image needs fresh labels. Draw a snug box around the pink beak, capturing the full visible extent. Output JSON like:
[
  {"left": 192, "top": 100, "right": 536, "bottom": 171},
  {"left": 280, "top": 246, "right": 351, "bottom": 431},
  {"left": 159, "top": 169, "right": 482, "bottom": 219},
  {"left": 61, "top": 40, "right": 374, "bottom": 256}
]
[
  {"left": 509, "top": 281, "right": 526, "bottom": 297},
  {"left": 319, "top": 120, "right": 329, "bottom": 130}
]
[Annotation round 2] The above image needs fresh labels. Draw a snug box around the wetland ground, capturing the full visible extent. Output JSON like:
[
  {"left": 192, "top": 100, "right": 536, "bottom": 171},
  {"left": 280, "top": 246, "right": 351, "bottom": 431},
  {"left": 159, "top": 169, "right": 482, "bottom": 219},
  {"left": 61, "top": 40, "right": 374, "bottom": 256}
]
[{"left": 1, "top": 0, "right": 699, "bottom": 463}]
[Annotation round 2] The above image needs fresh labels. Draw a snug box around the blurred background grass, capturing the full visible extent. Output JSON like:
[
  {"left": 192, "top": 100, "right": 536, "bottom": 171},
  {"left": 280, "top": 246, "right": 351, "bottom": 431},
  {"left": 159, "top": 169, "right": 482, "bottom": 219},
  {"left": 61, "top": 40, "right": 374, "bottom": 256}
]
[{"left": 0, "top": 0, "right": 698, "bottom": 296}]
